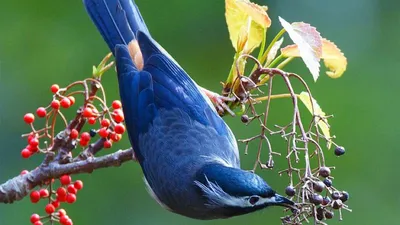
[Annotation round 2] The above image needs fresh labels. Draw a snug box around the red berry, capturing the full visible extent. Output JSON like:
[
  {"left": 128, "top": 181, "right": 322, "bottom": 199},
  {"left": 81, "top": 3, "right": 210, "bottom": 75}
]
[
  {"left": 30, "top": 214, "right": 40, "bottom": 223},
  {"left": 24, "top": 113, "right": 35, "bottom": 124},
  {"left": 57, "top": 187, "right": 67, "bottom": 196},
  {"left": 88, "top": 117, "right": 97, "bottom": 125},
  {"left": 58, "top": 209, "right": 67, "bottom": 217},
  {"left": 70, "top": 129, "right": 79, "bottom": 139},
  {"left": 20, "top": 170, "right": 29, "bottom": 175},
  {"left": 60, "top": 175, "right": 71, "bottom": 185},
  {"left": 80, "top": 132, "right": 91, "bottom": 142},
  {"left": 39, "top": 189, "right": 49, "bottom": 198},
  {"left": 110, "top": 133, "right": 122, "bottom": 142},
  {"left": 79, "top": 139, "right": 89, "bottom": 147},
  {"left": 34, "top": 221, "right": 43, "bottom": 225},
  {"left": 51, "top": 84, "right": 59, "bottom": 93},
  {"left": 112, "top": 109, "right": 125, "bottom": 123},
  {"left": 112, "top": 100, "right": 122, "bottom": 109},
  {"left": 29, "top": 138, "right": 39, "bottom": 147},
  {"left": 21, "top": 149, "right": 32, "bottom": 158},
  {"left": 104, "top": 140, "right": 112, "bottom": 149},
  {"left": 59, "top": 215, "right": 69, "bottom": 225},
  {"left": 65, "top": 219, "right": 73, "bottom": 225},
  {"left": 51, "top": 200, "right": 60, "bottom": 208},
  {"left": 67, "top": 184, "right": 77, "bottom": 194},
  {"left": 114, "top": 124, "right": 125, "bottom": 134},
  {"left": 101, "top": 119, "right": 110, "bottom": 127},
  {"left": 68, "top": 96, "right": 75, "bottom": 105},
  {"left": 60, "top": 97, "right": 71, "bottom": 108},
  {"left": 36, "top": 107, "right": 47, "bottom": 118},
  {"left": 82, "top": 107, "right": 93, "bottom": 117},
  {"left": 74, "top": 180, "right": 83, "bottom": 190},
  {"left": 98, "top": 127, "right": 109, "bottom": 138},
  {"left": 27, "top": 144, "right": 39, "bottom": 153},
  {"left": 45, "top": 203, "right": 55, "bottom": 214},
  {"left": 51, "top": 100, "right": 60, "bottom": 109},
  {"left": 30, "top": 190, "right": 40, "bottom": 203},
  {"left": 57, "top": 194, "right": 67, "bottom": 202},
  {"left": 66, "top": 193, "right": 76, "bottom": 204},
  {"left": 27, "top": 133, "right": 36, "bottom": 143}
]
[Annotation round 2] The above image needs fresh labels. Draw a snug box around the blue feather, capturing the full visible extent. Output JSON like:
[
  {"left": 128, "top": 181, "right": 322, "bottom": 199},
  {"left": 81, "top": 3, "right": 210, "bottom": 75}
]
[{"left": 83, "top": 0, "right": 148, "bottom": 53}]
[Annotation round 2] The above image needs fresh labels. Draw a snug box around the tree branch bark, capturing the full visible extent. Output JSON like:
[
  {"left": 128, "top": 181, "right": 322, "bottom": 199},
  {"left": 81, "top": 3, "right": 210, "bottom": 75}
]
[{"left": 0, "top": 148, "right": 134, "bottom": 204}]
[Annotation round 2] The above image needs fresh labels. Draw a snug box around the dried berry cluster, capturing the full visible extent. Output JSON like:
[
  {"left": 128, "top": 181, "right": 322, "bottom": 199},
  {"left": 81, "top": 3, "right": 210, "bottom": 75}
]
[{"left": 223, "top": 56, "right": 351, "bottom": 224}]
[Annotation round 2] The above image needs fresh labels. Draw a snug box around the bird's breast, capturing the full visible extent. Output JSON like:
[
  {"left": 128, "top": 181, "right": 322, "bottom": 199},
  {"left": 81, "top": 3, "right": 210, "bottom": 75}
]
[{"left": 136, "top": 108, "right": 239, "bottom": 217}]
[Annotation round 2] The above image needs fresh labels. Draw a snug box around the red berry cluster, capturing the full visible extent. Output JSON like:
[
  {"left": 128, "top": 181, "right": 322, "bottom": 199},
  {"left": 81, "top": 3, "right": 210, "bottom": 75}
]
[
  {"left": 29, "top": 175, "right": 83, "bottom": 225},
  {"left": 20, "top": 79, "right": 126, "bottom": 224},
  {"left": 76, "top": 100, "right": 125, "bottom": 148},
  {"left": 21, "top": 83, "right": 126, "bottom": 158}
]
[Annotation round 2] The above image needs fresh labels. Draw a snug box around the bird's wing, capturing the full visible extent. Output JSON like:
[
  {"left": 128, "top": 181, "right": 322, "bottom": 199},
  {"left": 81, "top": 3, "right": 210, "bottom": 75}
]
[{"left": 115, "top": 33, "right": 238, "bottom": 162}]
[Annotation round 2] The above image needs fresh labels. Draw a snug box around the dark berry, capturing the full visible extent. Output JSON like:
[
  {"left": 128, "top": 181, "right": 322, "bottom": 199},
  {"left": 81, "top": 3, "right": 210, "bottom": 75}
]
[
  {"left": 322, "top": 196, "right": 331, "bottom": 206},
  {"left": 325, "top": 210, "right": 334, "bottom": 219},
  {"left": 316, "top": 207, "right": 324, "bottom": 220},
  {"left": 285, "top": 186, "right": 296, "bottom": 197},
  {"left": 331, "top": 191, "right": 341, "bottom": 200},
  {"left": 319, "top": 167, "right": 331, "bottom": 178},
  {"left": 332, "top": 199, "right": 343, "bottom": 209},
  {"left": 241, "top": 115, "right": 249, "bottom": 123},
  {"left": 311, "top": 194, "right": 323, "bottom": 205},
  {"left": 334, "top": 146, "right": 346, "bottom": 156},
  {"left": 313, "top": 181, "right": 326, "bottom": 193},
  {"left": 323, "top": 178, "right": 332, "bottom": 187},
  {"left": 89, "top": 129, "right": 97, "bottom": 137},
  {"left": 340, "top": 191, "right": 349, "bottom": 202}
]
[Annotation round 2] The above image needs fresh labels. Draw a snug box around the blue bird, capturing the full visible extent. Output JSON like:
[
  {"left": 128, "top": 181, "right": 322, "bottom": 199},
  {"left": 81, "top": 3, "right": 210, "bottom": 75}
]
[{"left": 83, "top": 0, "right": 295, "bottom": 219}]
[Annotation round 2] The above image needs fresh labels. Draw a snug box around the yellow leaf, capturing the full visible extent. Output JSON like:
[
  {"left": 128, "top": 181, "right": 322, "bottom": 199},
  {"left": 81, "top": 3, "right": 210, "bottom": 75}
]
[
  {"left": 265, "top": 37, "right": 284, "bottom": 66},
  {"left": 298, "top": 92, "right": 332, "bottom": 148},
  {"left": 321, "top": 38, "right": 347, "bottom": 78},
  {"left": 225, "top": 0, "right": 271, "bottom": 53},
  {"left": 281, "top": 39, "right": 347, "bottom": 79}
]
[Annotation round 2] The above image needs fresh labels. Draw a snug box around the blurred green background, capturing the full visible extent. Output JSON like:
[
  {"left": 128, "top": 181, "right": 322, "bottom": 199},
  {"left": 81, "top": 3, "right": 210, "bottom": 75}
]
[{"left": 0, "top": 0, "right": 397, "bottom": 224}]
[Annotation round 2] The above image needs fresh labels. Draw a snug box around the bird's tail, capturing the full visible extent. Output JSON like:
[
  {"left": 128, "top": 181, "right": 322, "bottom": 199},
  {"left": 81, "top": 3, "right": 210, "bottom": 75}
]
[{"left": 83, "top": 0, "right": 149, "bottom": 66}]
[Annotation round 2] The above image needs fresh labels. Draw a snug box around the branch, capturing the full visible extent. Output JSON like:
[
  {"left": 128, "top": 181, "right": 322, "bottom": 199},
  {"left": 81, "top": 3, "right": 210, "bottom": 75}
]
[{"left": 0, "top": 148, "right": 134, "bottom": 204}]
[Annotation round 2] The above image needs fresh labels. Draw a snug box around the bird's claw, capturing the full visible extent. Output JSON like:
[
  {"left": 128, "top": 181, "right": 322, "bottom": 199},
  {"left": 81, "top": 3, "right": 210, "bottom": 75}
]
[
  {"left": 213, "top": 95, "right": 236, "bottom": 117},
  {"left": 200, "top": 87, "right": 236, "bottom": 116}
]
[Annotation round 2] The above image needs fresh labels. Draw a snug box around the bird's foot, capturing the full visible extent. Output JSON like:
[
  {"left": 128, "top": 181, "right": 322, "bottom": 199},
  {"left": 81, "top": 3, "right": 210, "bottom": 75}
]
[{"left": 200, "top": 87, "right": 236, "bottom": 116}]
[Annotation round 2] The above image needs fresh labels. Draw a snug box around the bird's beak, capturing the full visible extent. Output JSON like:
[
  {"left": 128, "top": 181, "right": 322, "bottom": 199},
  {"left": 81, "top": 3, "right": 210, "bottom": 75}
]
[{"left": 273, "top": 194, "right": 297, "bottom": 210}]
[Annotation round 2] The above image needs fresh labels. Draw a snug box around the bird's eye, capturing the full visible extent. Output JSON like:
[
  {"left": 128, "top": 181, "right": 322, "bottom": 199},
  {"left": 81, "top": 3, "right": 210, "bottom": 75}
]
[{"left": 249, "top": 196, "right": 259, "bottom": 205}]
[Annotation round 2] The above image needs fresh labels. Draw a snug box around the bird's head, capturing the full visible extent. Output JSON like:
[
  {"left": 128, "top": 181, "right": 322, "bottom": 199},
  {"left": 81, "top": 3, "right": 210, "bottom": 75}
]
[{"left": 195, "top": 164, "right": 295, "bottom": 218}]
